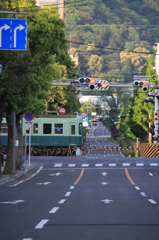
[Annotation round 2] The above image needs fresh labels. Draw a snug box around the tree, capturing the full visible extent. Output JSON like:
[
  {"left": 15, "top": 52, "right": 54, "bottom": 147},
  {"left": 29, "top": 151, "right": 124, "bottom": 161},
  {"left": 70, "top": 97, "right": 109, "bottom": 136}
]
[{"left": 0, "top": 1, "right": 77, "bottom": 173}]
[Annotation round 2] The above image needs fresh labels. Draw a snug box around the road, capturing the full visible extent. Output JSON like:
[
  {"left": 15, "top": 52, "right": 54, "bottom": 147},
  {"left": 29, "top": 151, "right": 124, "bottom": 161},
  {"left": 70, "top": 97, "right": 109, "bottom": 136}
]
[{"left": 0, "top": 122, "right": 159, "bottom": 240}]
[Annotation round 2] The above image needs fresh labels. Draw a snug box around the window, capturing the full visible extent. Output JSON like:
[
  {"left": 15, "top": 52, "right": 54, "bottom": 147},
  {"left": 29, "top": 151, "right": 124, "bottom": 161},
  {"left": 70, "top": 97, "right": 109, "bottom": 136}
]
[
  {"left": 1, "top": 123, "right": 8, "bottom": 134},
  {"left": 33, "top": 123, "right": 38, "bottom": 134},
  {"left": 54, "top": 124, "right": 63, "bottom": 134},
  {"left": 79, "top": 123, "right": 82, "bottom": 135},
  {"left": 71, "top": 125, "right": 75, "bottom": 135},
  {"left": 43, "top": 124, "right": 52, "bottom": 134}
]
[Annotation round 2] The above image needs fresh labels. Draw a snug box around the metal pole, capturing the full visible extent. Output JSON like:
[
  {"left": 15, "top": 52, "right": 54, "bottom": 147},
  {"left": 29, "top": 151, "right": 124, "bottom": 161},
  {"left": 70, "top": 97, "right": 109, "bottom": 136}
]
[
  {"left": 21, "top": 115, "right": 23, "bottom": 168},
  {"left": 0, "top": 11, "right": 27, "bottom": 15},
  {"left": 154, "top": 90, "right": 159, "bottom": 144},
  {"left": 29, "top": 126, "right": 31, "bottom": 166},
  {"left": 11, "top": 111, "right": 16, "bottom": 172}
]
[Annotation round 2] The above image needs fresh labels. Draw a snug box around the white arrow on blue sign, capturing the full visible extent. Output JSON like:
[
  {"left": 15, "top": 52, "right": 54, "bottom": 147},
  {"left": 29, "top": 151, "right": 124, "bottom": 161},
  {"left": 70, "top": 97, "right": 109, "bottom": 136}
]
[{"left": 0, "top": 18, "right": 27, "bottom": 50}]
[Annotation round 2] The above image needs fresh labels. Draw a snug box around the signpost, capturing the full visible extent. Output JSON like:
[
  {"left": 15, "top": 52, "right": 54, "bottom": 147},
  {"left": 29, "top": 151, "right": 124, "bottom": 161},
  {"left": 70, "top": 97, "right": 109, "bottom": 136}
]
[
  {"left": 0, "top": 18, "right": 27, "bottom": 50},
  {"left": 24, "top": 113, "right": 33, "bottom": 166}
]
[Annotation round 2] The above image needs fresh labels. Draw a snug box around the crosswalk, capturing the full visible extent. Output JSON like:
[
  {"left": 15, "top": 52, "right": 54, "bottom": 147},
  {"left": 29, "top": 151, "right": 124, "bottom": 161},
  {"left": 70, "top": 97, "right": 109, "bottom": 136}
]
[{"left": 50, "top": 162, "right": 159, "bottom": 168}]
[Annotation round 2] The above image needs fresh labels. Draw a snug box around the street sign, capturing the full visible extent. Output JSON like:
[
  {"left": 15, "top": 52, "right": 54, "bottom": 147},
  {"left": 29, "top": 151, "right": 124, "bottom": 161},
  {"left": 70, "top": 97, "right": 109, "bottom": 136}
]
[
  {"left": 0, "top": 18, "right": 27, "bottom": 50},
  {"left": 24, "top": 113, "right": 33, "bottom": 122},
  {"left": 26, "top": 122, "right": 32, "bottom": 128},
  {"left": 134, "top": 75, "right": 149, "bottom": 80},
  {"left": 81, "top": 112, "right": 87, "bottom": 118}
]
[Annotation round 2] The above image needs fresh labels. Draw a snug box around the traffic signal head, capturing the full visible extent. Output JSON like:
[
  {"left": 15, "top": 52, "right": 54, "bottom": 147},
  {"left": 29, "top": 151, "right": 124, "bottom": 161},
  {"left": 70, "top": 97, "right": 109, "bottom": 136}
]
[
  {"left": 95, "top": 80, "right": 109, "bottom": 90},
  {"left": 78, "top": 77, "right": 97, "bottom": 84},
  {"left": 89, "top": 84, "right": 95, "bottom": 90},
  {"left": 148, "top": 125, "right": 155, "bottom": 135},
  {"left": 142, "top": 81, "right": 149, "bottom": 91},
  {"left": 133, "top": 80, "right": 149, "bottom": 91}
]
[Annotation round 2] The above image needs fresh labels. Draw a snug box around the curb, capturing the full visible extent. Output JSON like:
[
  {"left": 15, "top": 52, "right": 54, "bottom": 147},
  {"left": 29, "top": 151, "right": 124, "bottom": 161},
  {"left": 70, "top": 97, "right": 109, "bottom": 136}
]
[{"left": 0, "top": 164, "right": 35, "bottom": 185}]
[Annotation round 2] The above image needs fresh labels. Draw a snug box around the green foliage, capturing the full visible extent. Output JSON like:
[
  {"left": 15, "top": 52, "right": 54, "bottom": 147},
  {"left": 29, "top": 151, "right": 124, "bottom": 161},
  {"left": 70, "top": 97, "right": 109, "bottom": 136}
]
[{"left": 65, "top": 0, "right": 158, "bottom": 81}]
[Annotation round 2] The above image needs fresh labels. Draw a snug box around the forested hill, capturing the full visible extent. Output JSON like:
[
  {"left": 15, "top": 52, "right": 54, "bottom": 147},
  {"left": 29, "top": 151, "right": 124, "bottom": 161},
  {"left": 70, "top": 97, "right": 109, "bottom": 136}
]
[{"left": 65, "top": 0, "right": 159, "bottom": 83}]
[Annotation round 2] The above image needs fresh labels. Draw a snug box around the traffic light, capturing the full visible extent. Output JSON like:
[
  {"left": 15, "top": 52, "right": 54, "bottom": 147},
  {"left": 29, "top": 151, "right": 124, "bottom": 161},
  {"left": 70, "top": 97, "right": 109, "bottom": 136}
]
[
  {"left": 78, "top": 77, "right": 97, "bottom": 85},
  {"left": 148, "top": 125, "right": 155, "bottom": 135},
  {"left": 133, "top": 80, "right": 150, "bottom": 91},
  {"left": 118, "top": 115, "right": 121, "bottom": 118},
  {"left": 114, "top": 122, "right": 120, "bottom": 124},
  {"left": 95, "top": 80, "right": 109, "bottom": 90}
]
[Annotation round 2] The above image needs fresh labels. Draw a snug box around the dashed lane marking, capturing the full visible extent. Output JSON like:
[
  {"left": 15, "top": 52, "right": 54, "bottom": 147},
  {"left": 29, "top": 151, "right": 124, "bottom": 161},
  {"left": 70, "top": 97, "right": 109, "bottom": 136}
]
[
  {"left": 148, "top": 199, "right": 157, "bottom": 204},
  {"left": 49, "top": 207, "right": 59, "bottom": 214},
  {"left": 35, "top": 219, "right": 49, "bottom": 229}
]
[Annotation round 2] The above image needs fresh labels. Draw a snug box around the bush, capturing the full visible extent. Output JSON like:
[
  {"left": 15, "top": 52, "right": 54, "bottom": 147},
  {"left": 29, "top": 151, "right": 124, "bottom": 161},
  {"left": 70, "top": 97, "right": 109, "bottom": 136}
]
[{"left": 115, "top": 137, "right": 128, "bottom": 147}]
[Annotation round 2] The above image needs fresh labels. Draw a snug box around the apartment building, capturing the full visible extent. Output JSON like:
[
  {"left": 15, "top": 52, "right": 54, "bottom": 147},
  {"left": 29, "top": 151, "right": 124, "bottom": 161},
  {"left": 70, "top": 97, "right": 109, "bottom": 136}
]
[{"left": 36, "top": 0, "right": 66, "bottom": 20}]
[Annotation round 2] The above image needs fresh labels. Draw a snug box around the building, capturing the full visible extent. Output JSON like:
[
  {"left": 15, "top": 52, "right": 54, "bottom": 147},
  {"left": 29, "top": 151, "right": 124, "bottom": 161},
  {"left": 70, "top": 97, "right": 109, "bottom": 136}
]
[
  {"left": 36, "top": 0, "right": 66, "bottom": 20},
  {"left": 155, "top": 43, "right": 159, "bottom": 79}
]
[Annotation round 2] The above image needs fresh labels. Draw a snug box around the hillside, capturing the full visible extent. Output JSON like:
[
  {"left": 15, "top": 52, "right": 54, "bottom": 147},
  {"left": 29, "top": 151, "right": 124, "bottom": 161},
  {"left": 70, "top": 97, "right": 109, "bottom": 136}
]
[{"left": 65, "top": 0, "right": 159, "bottom": 83}]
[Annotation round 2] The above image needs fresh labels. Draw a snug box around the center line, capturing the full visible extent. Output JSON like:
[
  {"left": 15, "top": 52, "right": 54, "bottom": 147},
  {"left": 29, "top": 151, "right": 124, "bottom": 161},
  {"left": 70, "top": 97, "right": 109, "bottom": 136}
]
[
  {"left": 49, "top": 207, "right": 59, "bottom": 213},
  {"left": 35, "top": 219, "right": 48, "bottom": 229},
  {"left": 65, "top": 192, "right": 71, "bottom": 197}
]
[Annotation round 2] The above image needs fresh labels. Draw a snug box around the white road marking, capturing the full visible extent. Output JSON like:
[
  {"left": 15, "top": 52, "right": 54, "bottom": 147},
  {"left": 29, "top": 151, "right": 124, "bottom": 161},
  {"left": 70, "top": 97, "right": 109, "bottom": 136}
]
[
  {"left": 136, "top": 163, "right": 144, "bottom": 166},
  {"left": 59, "top": 199, "right": 66, "bottom": 204},
  {"left": 70, "top": 186, "right": 74, "bottom": 189},
  {"left": 123, "top": 163, "right": 130, "bottom": 166},
  {"left": 149, "top": 172, "right": 153, "bottom": 176},
  {"left": 150, "top": 163, "right": 158, "bottom": 166},
  {"left": 54, "top": 164, "right": 62, "bottom": 167},
  {"left": 81, "top": 164, "right": 89, "bottom": 167},
  {"left": 36, "top": 182, "right": 51, "bottom": 185},
  {"left": 35, "top": 219, "right": 49, "bottom": 229},
  {"left": 65, "top": 192, "right": 71, "bottom": 197},
  {"left": 0, "top": 200, "right": 24, "bottom": 204},
  {"left": 109, "top": 164, "right": 116, "bottom": 167},
  {"left": 49, "top": 207, "right": 59, "bottom": 213},
  {"left": 95, "top": 164, "right": 103, "bottom": 167},
  {"left": 101, "top": 182, "right": 109, "bottom": 185},
  {"left": 140, "top": 192, "right": 147, "bottom": 197},
  {"left": 10, "top": 166, "right": 43, "bottom": 187},
  {"left": 101, "top": 172, "right": 108, "bottom": 176},
  {"left": 101, "top": 199, "right": 113, "bottom": 204},
  {"left": 135, "top": 186, "right": 140, "bottom": 190},
  {"left": 23, "top": 239, "right": 33, "bottom": 240},
  {"left": 148, "top": 199, "right": 157, "bottom": 204},
  {"left": 68, "top": 164, "right": 76, "bottom": 167}
]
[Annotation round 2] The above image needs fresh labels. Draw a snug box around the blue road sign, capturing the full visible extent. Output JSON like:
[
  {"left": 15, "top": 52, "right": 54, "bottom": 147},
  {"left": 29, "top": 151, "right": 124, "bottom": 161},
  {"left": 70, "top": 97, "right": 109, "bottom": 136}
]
[{"left": 0, "top": 18, "right": 27, "bottom": 50}]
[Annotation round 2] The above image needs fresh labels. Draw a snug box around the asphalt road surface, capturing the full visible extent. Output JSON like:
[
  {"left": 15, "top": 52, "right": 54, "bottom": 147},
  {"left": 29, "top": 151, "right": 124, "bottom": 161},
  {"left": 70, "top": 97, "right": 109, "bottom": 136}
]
[{"left": 0, "top": 123, "right": 159, "bottom": 240}]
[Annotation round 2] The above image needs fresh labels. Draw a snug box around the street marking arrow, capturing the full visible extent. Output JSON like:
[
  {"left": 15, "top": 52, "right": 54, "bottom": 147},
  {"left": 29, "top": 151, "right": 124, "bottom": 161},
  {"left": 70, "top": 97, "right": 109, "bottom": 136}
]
[
  {"left": 36, "top": 182, "right": 51, "bottom": 185},
  {"left": 0, "top": 200, "right": 24, "bottom": 204},
  {"left": 49, "top": 172, "right": 61, "bottom": 176},
  {"left": 0, "top": 24, "right": 10, "bottom": 47},
  {"left": 14, "top": 24, "right": 25, "bottom": 48},
  {"left": 101, "top": 172, "right": 108, "bottom": 176},
  {"left": 100, "top": 182, "right": 109, "bottom": 185},
  {"left": 101, "top": 199, "right": 113, "bottom": 204}
]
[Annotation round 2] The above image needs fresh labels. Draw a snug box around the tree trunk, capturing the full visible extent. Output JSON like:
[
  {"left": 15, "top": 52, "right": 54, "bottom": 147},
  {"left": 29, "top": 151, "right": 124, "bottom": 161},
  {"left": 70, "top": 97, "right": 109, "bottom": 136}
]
[
  {"left": 3, "top": 109, "right": 14, "bottom": 174},
  {"left": 16, "top": 114, "right": 23, "bottom": 170}
]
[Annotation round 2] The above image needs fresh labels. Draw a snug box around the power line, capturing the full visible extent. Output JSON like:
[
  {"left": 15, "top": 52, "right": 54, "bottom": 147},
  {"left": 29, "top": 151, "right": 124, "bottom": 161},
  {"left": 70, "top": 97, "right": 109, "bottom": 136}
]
[
  {"left": 67, "top": 40, "right": 156, "bottom": 55},
  {"left": 2, "top": 0, "right": 104, "bottom": 12}
]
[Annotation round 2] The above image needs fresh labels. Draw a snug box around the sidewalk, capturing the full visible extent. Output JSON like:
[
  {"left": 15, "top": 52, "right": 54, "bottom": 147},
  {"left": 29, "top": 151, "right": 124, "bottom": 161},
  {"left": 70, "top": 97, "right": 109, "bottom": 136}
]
[{"left": 0, "top": 161, "right": 35, "bottom": 185}]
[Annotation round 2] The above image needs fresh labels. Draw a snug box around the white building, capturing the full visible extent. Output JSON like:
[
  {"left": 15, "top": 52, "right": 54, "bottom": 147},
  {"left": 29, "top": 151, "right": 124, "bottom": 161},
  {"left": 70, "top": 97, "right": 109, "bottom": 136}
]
[
  {"left": 36, "top": 0, "right": 66, "bottom": 20},
  {"left": 155, "top": 43, "right": 159, "bottom": 79}
]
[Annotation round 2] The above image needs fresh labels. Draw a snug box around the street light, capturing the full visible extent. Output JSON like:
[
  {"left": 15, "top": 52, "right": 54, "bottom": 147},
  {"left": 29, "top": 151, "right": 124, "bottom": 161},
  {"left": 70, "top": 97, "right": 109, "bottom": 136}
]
[{"left": 0, "top": 64, "right": 3, "bottom": 75}]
